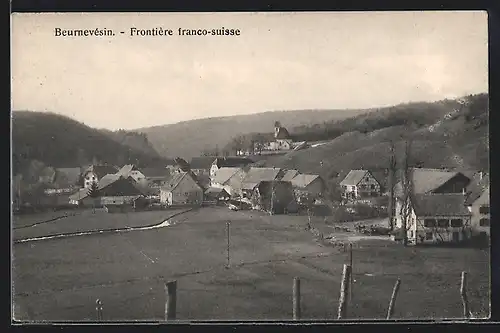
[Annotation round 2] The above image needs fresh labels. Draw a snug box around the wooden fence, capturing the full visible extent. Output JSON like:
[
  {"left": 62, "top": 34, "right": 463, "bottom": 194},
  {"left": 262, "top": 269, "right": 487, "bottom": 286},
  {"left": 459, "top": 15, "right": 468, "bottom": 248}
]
[{"left": 92, "top": 266, "right": 472, "bottom": 321}]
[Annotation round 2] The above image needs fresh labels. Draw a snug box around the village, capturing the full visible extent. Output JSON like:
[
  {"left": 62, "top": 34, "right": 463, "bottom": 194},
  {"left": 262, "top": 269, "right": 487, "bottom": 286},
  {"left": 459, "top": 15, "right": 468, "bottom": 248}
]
[{"left": 13, "top": 121, "right": 490, "bottom": 248}]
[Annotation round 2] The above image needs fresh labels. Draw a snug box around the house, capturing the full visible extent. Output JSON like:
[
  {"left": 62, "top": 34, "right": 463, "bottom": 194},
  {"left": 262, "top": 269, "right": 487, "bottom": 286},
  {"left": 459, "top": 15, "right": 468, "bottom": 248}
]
[
  {"left": 116, "top": 164, "right": 147, "bottom": 184},
  {"left": 340, "top": 170, "right": 381, "bottom": 201},
  {"left": 80, "top": 164, "right": 119, "bottom": 189},
  {"left": 394, "top": 193, "right": 472, "bottom": 246},
  {"left": 69, "top": 174, "right": 144, "bottom": 206},
  {"left": 204, "top": 187, "right": 230, "bottom": 205},
  {"left": 250, "top": 180, "right": 298, "bottom": 214},
  {"left": 240, "top": 167, "right": 283, "bottom": 198},
  {"left": 290, "top": 174, "right": 325, "bottom": 202},
  {"left": 465, "top": 173, "right": 490, "bottom": 240},
  {"left": 190, "top": 157, "right": 217, "bottom": 176},
  {"left": 394, "top": 168, "right": 471, "bottom": 196},
  {"left": 159, "top": 172, "right": 203, "bottom": 206},
  {"left": 210, "top": 157, "right": 254, "bottom": 179}
]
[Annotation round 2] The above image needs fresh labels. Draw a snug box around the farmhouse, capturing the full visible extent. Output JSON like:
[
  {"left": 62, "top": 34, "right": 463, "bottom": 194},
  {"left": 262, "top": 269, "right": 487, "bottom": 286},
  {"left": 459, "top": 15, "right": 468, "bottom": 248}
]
[
  {"left": 210, "top": 156, "right": 254, "bottom": 179},
  {"left": 141, "top": 167, "right": 172, "bottom": 194},
  {"left": 465, "top": 173, "right": 490, "bottom": 241},
  {"left": 160, "top": 171, "right": 203, "bottom": 206},
  {"left": 69, "top": 174, "right": 144, "bottom": 206},
  {"left": 80, "top": 164, "right": 119, "bottom": 189},
  {"left": 251, "top": 180, "right": 298, "bottom": 214},
  {"left": 240, "top": 167, "right": 283, "bottom": 198},
  {"left": 340, "top": 169, "right": 381, "bottom": 201},
  {"left": 290, "top": 174, "right": 325, "bottom": 202},
  {"left": 394, "top": 193, "right": 472, "bottom": 246}
]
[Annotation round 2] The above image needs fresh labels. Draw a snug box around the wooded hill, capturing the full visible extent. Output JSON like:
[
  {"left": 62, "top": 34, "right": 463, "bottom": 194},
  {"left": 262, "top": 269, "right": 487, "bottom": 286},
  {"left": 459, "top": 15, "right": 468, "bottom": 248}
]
[
  {"left": 12, "top": 111, "right": 172, "bottom": 176},
  {"left": 255, "top": 93, "right": 489, "bottom": 199},
  {"left": 137, "top": 109, "right": 373, "bottom": 160}
]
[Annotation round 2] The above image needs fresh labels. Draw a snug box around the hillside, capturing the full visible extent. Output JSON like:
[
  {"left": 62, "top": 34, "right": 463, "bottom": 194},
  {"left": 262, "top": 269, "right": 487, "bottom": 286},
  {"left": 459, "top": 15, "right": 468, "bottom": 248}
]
[
  {"left": 137, "top": 109, "right": 373, "bottom": 160},
  {"left": 12, "top": 111, "right": 172, "bottom": 176},
  {"left": 257, "top": 93, "right": 489, "bottom": 197},
  {"left": 99, "top": 128, "right": 160, "bottom": 157}
]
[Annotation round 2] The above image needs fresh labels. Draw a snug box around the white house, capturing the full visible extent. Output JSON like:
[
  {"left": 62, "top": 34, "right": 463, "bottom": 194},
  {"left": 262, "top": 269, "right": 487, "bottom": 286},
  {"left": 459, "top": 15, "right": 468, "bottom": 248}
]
[
  {"left": 394, "top": 193, "right": 472, "bottom": 246},
  {"left": 340, "top": 170, "right": 381, "bottom": 201}
]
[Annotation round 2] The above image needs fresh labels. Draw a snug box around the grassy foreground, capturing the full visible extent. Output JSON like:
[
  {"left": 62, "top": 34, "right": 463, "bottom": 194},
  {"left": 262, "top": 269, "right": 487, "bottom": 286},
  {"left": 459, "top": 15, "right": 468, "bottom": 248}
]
[{"left": 12, "top": 207, "right": 490, "bottom": 321}]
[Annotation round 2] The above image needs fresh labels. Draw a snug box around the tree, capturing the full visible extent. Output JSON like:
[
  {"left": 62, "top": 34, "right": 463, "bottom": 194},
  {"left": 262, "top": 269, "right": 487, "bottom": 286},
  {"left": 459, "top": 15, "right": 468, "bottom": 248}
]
[
  {"left": 399, "top": 140, "right": 413, "bottom": 246},
  {"left": 88, "top": 181, "right": 100, "bottom": 213},
  {"left": 387, "top": 141, "right": 397, "bottom": 230}
]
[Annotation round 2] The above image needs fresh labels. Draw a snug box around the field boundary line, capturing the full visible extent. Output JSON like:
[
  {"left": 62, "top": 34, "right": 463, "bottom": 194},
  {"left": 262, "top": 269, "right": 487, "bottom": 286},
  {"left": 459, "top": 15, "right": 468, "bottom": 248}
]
[
  {"left": 13, "top": 208, "right": 194, "bottom": 244},
  {"left": 13, "top": 212, "right": 82, "bottom": 230}
]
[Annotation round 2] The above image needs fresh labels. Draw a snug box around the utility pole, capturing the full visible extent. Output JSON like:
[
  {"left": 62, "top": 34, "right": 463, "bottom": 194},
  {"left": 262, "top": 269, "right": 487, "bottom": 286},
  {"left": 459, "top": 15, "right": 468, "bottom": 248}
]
[{"left": 226, "top": 221, "right": 231, "bottom": 268}]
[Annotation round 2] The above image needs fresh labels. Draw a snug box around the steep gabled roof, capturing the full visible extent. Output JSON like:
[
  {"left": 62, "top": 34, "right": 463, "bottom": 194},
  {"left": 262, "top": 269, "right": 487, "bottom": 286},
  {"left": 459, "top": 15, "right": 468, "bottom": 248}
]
[
  {"left": 281, "top": 169, "right": 300, "bottom": 181},
  {"left": 412, "top": 193, "right": 470, "bottom": 217},
  {"left": 241, "top": 167, "right": 282, "bottom": 190},
  {"left": 214, "top": 157, "right": 254, "bottom": 168},
  {"left": 174, "top": 157, "right": 191, "bottom": 172},
  {"left": 340, "top": 170, "right": 370, "bottom": 186},
  {"left": 275, "top": 127, "right": 291, "bottom": 139},
  {"left": 190, "top": 157, "right": 217, "bottom": 169},
  {"left": 116, "top": 164, "right": 142, "bottom": 177},
  {"left": 212, "top": 167, "right": 241, "bottom": 185},
  {"left": 409, "top": 168, "right": 467, "bottom": 194},
  {"left": 290, "top": 174, "right": 321, "bottom": 188}
]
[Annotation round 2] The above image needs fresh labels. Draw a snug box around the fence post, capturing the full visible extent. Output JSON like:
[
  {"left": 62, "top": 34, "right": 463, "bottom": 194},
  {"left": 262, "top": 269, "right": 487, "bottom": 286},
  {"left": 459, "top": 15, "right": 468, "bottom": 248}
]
[
  {"left": 95, "top": 299, "right": 103, "bottom": 321},
  {"left": 165, "top": 280, "right": 177, "bottom": 321},
  {"left": 386, "top": 278, "right": 401, "bottom": 319},
  {"left": 293, "top": 277, "right": 301, "bottom": 320},
  {"left": 348, "top": 243, "right": 353, "bottom": 303},
  {"left": 460, "top": 272, "right": 470, "bottom": 319},
  {"left": 337, "top": 264, "right": 352, "bottom": 319}
]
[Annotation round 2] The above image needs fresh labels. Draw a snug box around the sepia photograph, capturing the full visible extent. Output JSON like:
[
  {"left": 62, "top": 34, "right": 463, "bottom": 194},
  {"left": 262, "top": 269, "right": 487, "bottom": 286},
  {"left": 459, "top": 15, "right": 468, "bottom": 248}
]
[{"left": 11, "top": 11, "right": 490, "bottom": 322}]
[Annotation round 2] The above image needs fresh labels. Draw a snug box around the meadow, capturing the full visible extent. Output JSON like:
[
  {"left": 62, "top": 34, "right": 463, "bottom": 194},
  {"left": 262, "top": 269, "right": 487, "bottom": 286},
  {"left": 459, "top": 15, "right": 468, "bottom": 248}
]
[{"left": 12, "top": 207, "right": 490, "bottom": 321}]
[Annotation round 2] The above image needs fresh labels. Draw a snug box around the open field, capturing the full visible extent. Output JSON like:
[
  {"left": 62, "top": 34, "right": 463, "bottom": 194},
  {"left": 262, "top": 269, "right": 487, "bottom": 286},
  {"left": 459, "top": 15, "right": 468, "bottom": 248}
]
[
  {"left": 13, "top": 209, "right": 189, "bottom": 242},
  {"left": 12, "top": 207, "right": 490, "bottom": 321}
]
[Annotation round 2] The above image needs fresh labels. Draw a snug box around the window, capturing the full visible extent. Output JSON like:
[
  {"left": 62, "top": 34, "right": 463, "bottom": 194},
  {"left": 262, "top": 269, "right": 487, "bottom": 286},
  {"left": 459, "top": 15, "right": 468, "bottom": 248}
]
[
  {"left": 409, "top": 230, "right": 414, "bottom": 238},
  {"left": 479, "top": 205, "right": 490, "bottom": 214},
  {"left": 424, "top": 219, "right": 436, "bottom": 227},
  {"left": 342, "top": 185, "right": 347, "bottom": 190},
  {"left": 425, "top": 232, "right": 433, "bottom": 240},
  {"left": 479, "top": 218, "right": 490, "bottom": 227},
  {"left": 437, "top": 219, "right": 449, "bottom": 228},
  {"left": 370, "top": 184, "right": 375, "bottom": 189},
  {"left": 451, "top": 219, "right": 463, "bottom": 228}
]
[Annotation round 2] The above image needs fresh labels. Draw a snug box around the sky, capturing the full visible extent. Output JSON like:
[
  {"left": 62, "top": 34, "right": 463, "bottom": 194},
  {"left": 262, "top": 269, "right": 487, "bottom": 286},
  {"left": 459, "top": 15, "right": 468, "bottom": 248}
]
[{"left": 11, "top": 11, "right": 488, "bottom": 130}]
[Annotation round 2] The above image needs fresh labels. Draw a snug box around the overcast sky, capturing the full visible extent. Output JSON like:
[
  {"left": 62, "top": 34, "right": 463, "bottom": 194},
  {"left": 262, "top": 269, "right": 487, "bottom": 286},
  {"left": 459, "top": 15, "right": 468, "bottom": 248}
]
[{"left": 11, "top": 11, "right": 488, "bottom": 130}]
